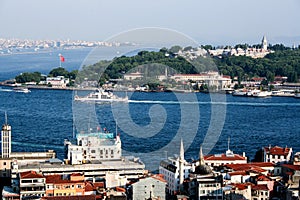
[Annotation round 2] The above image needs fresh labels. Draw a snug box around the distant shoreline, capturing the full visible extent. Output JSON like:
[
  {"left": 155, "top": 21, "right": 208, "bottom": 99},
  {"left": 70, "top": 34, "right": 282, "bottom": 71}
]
[{"left": 0, "top": 83, "right": 96, "bottom": 91}]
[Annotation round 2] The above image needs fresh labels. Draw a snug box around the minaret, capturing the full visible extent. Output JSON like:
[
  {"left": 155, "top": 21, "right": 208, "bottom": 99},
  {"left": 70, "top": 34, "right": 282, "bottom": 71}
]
[
  {"left": 179, "top": 138, "right": 185, "bottom": 185},
  {"left": 262, "top": 35, "right": 268, "bottom": 51},
  {"left": 199, "top": 144, "right": 205, "bottom": 166},
  {"left": 1, "top": 112, "right": 12, "bottom": 158}
]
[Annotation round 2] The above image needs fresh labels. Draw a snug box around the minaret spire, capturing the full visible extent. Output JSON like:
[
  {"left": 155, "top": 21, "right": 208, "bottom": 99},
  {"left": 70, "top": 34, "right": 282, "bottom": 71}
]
[
  {"left": 199, "top": 144, "right": 205, "bottom": 166},
  {"left": 180, "top": 138, "right": 184, "bottom": 160},
  {"left": 179, "top": 138, "right": 185, "bottom": 185}
]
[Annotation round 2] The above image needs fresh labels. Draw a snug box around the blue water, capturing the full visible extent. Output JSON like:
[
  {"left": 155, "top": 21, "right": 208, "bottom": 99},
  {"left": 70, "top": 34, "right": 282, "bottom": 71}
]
[{"left": 0, "top": 49, "right": 300, "bottom": 171}]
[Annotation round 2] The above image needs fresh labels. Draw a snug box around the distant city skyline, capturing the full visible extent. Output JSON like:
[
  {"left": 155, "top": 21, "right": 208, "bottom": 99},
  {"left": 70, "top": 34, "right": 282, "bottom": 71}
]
[{"left": 0, "top": 0, "right": 300, "bottom": 46}]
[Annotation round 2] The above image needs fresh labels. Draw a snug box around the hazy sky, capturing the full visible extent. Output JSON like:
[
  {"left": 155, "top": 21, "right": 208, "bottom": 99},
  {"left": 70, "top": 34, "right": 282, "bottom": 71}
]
[{"left": 0, "top": 0, "right": 299, "bottom": 45}]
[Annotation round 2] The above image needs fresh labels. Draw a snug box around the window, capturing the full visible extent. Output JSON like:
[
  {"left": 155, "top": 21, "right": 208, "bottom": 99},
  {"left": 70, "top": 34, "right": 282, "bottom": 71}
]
[
  {"left": 91, "top": 150, "right": 95, "bottom": 153},
  {"left": 3, "top": 162, "right": 6, "bottom": 165}
]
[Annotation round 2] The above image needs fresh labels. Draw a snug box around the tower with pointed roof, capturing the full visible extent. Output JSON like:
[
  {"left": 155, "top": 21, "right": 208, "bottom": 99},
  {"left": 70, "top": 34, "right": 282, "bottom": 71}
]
[
  {"left": 262, "top": 35, "right": 268, "bottom": 51},
  {"left": 1, "top": 112, "right": 12, "bottom": 158}
]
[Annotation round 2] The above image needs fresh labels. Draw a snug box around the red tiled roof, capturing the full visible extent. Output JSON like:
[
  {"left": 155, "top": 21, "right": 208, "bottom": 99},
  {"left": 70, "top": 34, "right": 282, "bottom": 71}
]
[
  {"left": 228, "top": 171, "right": 247, "bottom": 176},
  {"left": 20, "top": 171, "right": 44, "bottom": 179},
  {"left": 84, "top": 182, "right": 94, "bottom": 192},
  {"left": 249, "top": 162, "right": 275, "bottom": 167},
  {"left": 225, "top": 164, "right": 266, "bottom": 172},
  {"left": 42, "top": 195, "right": 100, "bottom": 200},
  {"left": 225, "top": 162, "right": 274, "bottom": 170},
  {"left": 282, "top": 164, "right": 300, "bottom": 171},
  {"left": 222, "top": 75, "right": 231, "bottom": 79},
  {"left": 251, "top": 77, "right": 266, "bottom": 81},
  {"left": 256, "top": 174, "right": 272, "bottom": 181},
  {"left": 174, "top": 74, "right": 207, "bottom": 77},
  {"left": 247, "top": 167, "right": 266, "bottom": 174},
  {"left": 252, "top": 184, "right": 269, "bottom": 191},
  {"left": 71, "top": 173, "right": 83, "bottom": 176},
  {"left": 204, "top": 154, "right": 246, "bottom": 161},
  {"left": 151, "top": 174, "right": 167, "bottom": 183},
  {"left": 93, "top": 182, "right": 105, "bottom": 188},
  {"left": 264, "top": 146, "right": 291, "bottom": 156},
  {"left": 45, "top": 175, "right": 84, "bottom": 184},
  {"left": 230, "top": 183, "right": 252, "bottom": 190},
  {"left": 116, "top": 187, "right": 126, "bottom": 192}
]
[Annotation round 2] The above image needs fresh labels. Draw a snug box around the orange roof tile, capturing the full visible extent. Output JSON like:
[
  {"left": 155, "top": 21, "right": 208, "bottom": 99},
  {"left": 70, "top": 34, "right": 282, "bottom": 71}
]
[
  {"left": 151, "top": 174, "right": 167, "bottom": 183},
  {"left": 116, "top": 187, "right": 126, "bottom": 192},
  {"left": 20, "top": 171, "right": 44, "bottom": 179},
  {"left": 45, "top": 175, "right": 84, "bottom": 184},
  {"left": 84, "top": 182, "right": 94, "bottom": 192}
]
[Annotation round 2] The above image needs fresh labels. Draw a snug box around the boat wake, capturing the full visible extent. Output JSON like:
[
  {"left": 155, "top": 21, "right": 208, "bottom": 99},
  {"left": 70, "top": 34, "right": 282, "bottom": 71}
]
[
  {"left": 128, "top": 100, "right": 300, "bottom": 107},
  {"left": 0, "top": 88, "right": 13, "bottom": 92}
]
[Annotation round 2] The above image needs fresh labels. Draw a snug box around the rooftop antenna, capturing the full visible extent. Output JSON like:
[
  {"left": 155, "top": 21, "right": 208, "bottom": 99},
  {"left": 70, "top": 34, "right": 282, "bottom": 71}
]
[
  {"left": 115, "top": 120, "right": 118, "bottom": 136},
  {"left": 88, "top": 111, "right": 91, "bottom": 134},
  {"left": 72, "top": 121, "right": 75, "bottom": 138},
  {"left": 5, "top": 111, "right": 8, "bottom": 125},
  {"left": 228, "top": 136, "right": 230, "bottom": 151}
]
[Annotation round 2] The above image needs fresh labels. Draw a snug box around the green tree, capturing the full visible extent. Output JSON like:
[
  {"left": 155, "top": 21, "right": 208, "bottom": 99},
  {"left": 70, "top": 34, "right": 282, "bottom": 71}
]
[
  {"left": 49, "top": 67, "right": 69, "bottom": 77},
  {"left": 169, "top": 45, "right": 182, "bottom": 53},
  {"left": 15, "top": 72, "right": 42, "bottom": 83}
]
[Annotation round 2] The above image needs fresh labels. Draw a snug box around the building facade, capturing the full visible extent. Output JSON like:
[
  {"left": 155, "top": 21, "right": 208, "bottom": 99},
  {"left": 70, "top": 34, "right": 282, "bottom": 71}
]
[
  {"left": 131, "top": 175, "right": 167, "bottom": 200},
  {"left": 159, "top": 140, "right": 192, "bottom": 194},
  {"left": 263, "top": 145, "right": 292, "bottom": 164},
  {"left": 64, "top": 132, "right": 122, "bottom": 164},
  {"left": 46, "top": 76, "right": 69, "bottom": 88}
]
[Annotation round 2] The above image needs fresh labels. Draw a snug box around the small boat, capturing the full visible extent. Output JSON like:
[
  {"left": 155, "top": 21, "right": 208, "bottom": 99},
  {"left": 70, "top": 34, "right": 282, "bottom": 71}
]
[
  {"left": 13, "top": 87, "right": 31, "bottom": 93},
  {"left": 232, "top": 89, "right": 247, "bottom": 96},
  {"left": 252, "top": 90, "right": 272, "bottom": 97},
  {"left": 294, "top": 93, "right": 300, "bottom": 98},
  {"left": 74, "top": 88, "right": 128, "bottom": 103},
  {"left": 271, "top": 90, "right": 295, "bottom": 97}
]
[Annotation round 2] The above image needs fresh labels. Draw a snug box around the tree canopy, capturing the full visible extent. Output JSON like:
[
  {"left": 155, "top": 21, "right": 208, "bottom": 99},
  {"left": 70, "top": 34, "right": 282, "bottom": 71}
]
[
  {"left": 15, "top": 67, "right": 78, "bottom": 84},
  {"left": 77, "top": 45, "right": 300, "bottom": 84}
]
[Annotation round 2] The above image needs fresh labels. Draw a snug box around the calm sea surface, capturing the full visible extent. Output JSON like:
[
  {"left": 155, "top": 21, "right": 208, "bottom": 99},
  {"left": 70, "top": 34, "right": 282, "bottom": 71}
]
[{"left": 0, "top": 48, "right": 300, "bottom": 170}]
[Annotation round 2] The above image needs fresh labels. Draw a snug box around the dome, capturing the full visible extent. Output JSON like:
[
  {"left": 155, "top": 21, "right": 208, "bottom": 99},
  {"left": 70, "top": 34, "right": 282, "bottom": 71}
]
[{"left": 194, "top": 164, "right": 212, "bottom": 175}]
